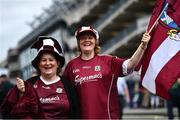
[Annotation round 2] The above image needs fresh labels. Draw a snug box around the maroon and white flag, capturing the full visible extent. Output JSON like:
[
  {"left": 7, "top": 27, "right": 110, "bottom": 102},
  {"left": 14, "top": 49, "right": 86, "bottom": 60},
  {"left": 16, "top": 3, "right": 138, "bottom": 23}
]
[{"left": 141, "top": 0, "right": 180, "bottom": 99}]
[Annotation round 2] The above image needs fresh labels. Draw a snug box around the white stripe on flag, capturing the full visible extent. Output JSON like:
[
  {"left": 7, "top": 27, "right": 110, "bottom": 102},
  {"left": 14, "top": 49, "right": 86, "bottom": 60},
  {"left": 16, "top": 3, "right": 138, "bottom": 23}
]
[{"left": 142, "top": 36, "right": 180, "bottom": 94}]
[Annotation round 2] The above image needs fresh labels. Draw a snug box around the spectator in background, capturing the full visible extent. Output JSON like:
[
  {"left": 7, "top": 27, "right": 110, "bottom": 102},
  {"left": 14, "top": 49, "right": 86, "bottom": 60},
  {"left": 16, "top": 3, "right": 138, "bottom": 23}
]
[
  {"left": 125, "top": 71, "right": 140, "bottom": 108},
  {"left": 166, "top": 96, "right": 174, "bottom": 120},
  {"left": 135, "top": 81, "right": 144, "bottom": 108},
  {"left": 150, "top": 93, "right": 159, "bottom": 108},
  {"left": 0, "top": 74, "right": 14, "bottom": 118},
  {"left": 167, "top": 78, "right": 180, "bottom": 120},
  {"left": 117, "top": 77, "right": 130, "bottom": 118},
  {"left": 0, "top": 74, "right": 14, "bottom": 104},
  {"left": 126, "top": 79, "right": 135, "bottom": 108},
  {"left": 141, "top": 89, "right": 150, "bottom": 108}
]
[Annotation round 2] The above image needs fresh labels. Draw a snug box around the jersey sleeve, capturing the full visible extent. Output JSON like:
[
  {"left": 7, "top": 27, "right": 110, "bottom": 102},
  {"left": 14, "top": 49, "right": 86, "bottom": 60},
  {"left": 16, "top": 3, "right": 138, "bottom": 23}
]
[{"left": 111, "top": 56, "right": 126, "bottom": 78}]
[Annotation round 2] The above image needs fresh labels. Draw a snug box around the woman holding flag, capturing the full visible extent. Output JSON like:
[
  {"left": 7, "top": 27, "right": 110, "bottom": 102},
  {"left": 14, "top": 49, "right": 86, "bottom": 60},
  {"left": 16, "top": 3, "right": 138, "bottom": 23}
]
[{"left": 63, "top": 26, "right": 151, "bottom": 119}]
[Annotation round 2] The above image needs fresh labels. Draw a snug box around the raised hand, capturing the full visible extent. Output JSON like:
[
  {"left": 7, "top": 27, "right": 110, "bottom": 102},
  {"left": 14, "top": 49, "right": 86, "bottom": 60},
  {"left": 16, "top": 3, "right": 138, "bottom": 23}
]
[
  {"left": 141, "top": 32, "right": 151, "bottom": 50},
  {"left": 16, "top": 77, "right": 25, "bottom": 94}
]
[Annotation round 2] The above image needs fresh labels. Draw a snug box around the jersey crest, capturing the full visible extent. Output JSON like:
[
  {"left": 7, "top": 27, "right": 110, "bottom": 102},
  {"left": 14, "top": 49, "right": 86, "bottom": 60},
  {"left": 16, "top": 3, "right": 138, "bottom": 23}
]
[
  {"left": 94, "top": 65, "right": 101, "bottom": 71},
  {"left": 56, "top": 87, "right": 63, "bottom": 93}
]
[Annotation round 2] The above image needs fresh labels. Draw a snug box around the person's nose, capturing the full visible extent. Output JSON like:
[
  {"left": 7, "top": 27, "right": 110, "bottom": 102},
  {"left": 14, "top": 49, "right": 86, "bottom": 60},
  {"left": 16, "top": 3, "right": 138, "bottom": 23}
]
[{"left": 45, "top": 60, "right": 51, "bottom": 65}]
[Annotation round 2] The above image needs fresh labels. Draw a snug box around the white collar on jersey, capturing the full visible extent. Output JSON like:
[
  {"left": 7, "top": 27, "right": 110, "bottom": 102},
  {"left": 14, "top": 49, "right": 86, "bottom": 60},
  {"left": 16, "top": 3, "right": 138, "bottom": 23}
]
[{"left": 40, "top": 76, "right": 60, "bottom": 85}]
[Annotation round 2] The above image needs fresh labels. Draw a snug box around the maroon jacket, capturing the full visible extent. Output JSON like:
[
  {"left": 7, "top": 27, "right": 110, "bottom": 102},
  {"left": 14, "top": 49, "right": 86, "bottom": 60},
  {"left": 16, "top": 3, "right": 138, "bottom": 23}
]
[
  {"left": 0, "top": 76, "right": 80, "bottom": 119},
  {"left": 0, "top": 81, "right": 44, "bottom": 119}
]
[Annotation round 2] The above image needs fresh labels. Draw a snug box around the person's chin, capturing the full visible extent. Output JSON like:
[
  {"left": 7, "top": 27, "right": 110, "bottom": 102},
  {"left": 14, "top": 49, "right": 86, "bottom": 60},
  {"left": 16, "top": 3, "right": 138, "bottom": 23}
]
[
  {"left": 42, "top": 71, "right": 53, "bottom": 75},
  {"left": 83, "top": 49, "right": 93, "bottom": 53}
]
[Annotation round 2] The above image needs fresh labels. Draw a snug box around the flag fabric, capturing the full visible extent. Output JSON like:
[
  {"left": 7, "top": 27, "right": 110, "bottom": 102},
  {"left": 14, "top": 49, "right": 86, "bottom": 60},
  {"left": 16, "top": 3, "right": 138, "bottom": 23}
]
[{"left": 141, "top": 0, "right": 180, "bottom": 99}]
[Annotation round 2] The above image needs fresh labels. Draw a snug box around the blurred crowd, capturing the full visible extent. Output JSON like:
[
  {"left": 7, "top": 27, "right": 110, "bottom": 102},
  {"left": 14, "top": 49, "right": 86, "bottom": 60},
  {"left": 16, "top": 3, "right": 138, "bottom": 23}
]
[
  {"left": 0, "top": 74, "right": 14, "bottom": 118},
  {"left": 117, "top": 72, "right": 180, "bottom": 119},
  {"left": 118, "top": 72, "right": 163, "bottom": 109}
]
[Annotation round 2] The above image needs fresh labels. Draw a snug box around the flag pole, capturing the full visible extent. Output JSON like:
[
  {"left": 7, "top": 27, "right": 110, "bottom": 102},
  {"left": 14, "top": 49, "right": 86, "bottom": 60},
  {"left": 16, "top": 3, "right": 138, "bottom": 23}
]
[{"left": 147, "top": 2, "right": 169, "bottom": 34}]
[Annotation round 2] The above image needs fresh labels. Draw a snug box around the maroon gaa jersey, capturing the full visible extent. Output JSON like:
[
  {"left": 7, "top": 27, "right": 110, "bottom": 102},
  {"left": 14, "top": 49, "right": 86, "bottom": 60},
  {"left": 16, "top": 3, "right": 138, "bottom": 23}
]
[
  {"left": 63, "top": 55, "right": 125, "bottom": 119},
  {"left": 33, "top": 78, "right": 70, "bottom": 119}
]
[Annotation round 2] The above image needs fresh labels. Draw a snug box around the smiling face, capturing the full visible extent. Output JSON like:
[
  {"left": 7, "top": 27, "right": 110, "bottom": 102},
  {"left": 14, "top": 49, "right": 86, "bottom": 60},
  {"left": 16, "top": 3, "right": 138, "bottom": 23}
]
[
  {"left": 38, "top": 53, "right": 59, "bottom": 78},
  {"left": 78, "top": 32, "right": 96, "bottom": 54}
]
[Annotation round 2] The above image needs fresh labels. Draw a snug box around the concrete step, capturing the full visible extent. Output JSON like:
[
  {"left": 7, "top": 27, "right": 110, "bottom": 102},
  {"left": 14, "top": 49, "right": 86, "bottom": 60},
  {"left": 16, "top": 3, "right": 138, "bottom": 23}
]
[{"left": 122, "top": 107, "right": 179, "bottom": 120}]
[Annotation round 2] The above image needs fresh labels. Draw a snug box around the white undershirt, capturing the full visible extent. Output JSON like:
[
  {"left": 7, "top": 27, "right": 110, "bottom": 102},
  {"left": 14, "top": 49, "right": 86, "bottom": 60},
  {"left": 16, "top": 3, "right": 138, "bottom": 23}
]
[
  {"left": 122, "top": 59, "right": 133, "bottom": 75},
  {"left": 40, "top": 76, "right": 60, "bottom": 85}
]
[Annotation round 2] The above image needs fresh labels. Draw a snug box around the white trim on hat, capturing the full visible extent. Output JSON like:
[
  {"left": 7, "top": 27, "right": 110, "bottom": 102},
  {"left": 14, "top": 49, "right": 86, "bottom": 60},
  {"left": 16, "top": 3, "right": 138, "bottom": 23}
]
[
  {"left": 75, "top": 26, "right": 99, "bottom": 40},
  {"left": 80, "top": 26, "right": 91, "bottom": 31},
  {"left": 38, "top": 39, "right": 55, "bottom": 52},
  {"left": 37, "top": 39, "right": 64, "bottom": 57},
  {"left": 43, "top": 39, "right": 54, "bottom": 46},
  {"left": 53, "top": 47, "right": 64, "bottom": 57}
]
